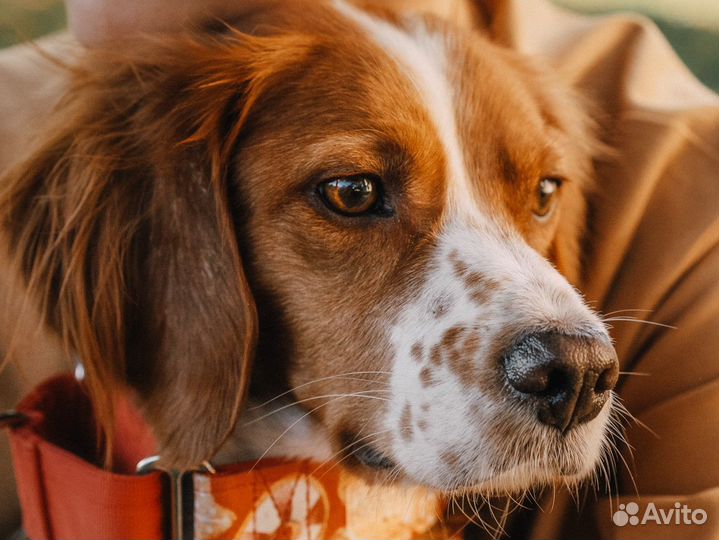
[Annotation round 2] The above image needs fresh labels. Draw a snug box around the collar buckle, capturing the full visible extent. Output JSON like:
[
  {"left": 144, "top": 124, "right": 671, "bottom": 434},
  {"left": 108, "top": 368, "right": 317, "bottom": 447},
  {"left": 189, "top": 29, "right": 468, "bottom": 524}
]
[{"left": 136, "top": 455, "right": 215, "bottom": 540}]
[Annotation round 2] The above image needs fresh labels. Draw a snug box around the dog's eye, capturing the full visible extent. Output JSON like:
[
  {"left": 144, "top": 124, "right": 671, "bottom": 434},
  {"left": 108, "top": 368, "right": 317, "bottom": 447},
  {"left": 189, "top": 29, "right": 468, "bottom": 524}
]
[
  {"left": 534, "top": 178, "right": 562, "bottom": 220},
  {"left": 319, "top": 175, "right": 380, "bottom": 215}
]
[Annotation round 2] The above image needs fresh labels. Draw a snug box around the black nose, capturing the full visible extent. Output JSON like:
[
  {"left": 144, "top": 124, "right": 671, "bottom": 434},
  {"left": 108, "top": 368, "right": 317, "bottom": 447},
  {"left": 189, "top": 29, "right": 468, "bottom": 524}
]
[{"left": 502, "top": 331, "right": 619, "bottom": 432}]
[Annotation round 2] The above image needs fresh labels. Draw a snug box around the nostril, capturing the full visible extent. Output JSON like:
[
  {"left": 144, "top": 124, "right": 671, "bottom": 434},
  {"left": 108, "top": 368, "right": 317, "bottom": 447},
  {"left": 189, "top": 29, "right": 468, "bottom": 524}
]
[
  {"left": 545, "top": 367, "right": 570, "bottom": 396},
  {"left": 594, "top": 365, "right": 618, "bottom": 393},
  {"left": 502, "top": 334, "right": 575, "bottom": 398},
  {"left": 509, "top": 367, "right": 549, "bottom": 394}
]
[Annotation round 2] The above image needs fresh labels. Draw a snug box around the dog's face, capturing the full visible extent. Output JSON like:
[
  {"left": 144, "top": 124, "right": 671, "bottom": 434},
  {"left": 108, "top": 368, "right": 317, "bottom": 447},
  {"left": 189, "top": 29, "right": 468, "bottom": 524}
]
[
  {"left": 234, "top": 2, "right": 616, "bottom": 492},
  {"left": 2, "top": 0, "right": 617, "bottom": 494}
]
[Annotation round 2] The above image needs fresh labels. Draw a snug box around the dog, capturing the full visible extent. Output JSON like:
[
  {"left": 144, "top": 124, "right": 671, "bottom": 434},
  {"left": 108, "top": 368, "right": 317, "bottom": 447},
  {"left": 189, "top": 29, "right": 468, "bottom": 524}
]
[{"left": 0, "top": 0, "right": 618, "bottom": 501}]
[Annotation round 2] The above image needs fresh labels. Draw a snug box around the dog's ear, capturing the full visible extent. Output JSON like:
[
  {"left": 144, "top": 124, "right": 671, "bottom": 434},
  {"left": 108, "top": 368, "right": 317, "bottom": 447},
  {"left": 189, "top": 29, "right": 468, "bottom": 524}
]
[{"left": 0, "top": 32, "right": 311, "bottom": 468}]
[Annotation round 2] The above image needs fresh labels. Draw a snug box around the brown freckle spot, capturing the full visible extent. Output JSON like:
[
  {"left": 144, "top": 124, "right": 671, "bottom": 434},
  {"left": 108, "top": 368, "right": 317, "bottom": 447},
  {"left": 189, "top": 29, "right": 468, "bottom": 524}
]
[
  {"left": 430, "top": 343, "right": 442, "bottom": 366},
  {"left": 440, "top": 450, "right": 462, "bottom": 470},
  {"left": 449, "top": 251, "right": 469, "bottom": 278},
  {"left": 400, "top": 404, "right": 413, "bottom": 442},
  {"left": 441, "top": 325, "right": 465, "bottom": 349},
  {"left": 419, "top": 366, "right": 436, "bottom": 387},
  {"left": 448, "top": 348, "right": 462, "bottom": 367},
  {"left": 469, "top": 279, "right": 501, "bottom": 305},
  {"left": 420, "top": 403, "right": 430, "bottom": 412},
  {"left": 452, "top": 259, "right": 470, "bottom": 278},
  {"left": 470, "top": 288, "right": 489, "bottom": 304},
  {"left": 410, "top": 342, "right": 423, "bottom": 363},
  {"left": 447, "top": 345, "right": 479, "bottom": 388},
  {"left": 464, "top": 330, "right": 482, "bottom": 356},
  {"left": 464, "top": 272, "right": 484, "bottom": 290},
  {"left": 417, "top": 419, "right": 428, "bottom": 431}
]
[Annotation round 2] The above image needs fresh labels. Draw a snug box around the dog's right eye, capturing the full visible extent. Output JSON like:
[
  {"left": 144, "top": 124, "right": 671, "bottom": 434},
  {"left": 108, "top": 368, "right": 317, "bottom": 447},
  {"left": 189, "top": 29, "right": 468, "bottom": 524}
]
[
  {"left": 533, "top": 177, "right": 562, "bottom": 221},
  {"left": 318, "top": 175, "right": 381, "bottom": 216}
]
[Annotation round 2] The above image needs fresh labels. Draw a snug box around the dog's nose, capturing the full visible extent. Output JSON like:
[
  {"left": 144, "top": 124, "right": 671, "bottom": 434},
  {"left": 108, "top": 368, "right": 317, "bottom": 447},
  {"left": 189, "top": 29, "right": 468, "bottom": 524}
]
[{"left": 502, "top": 331, "right": 619, "bottom": 432}]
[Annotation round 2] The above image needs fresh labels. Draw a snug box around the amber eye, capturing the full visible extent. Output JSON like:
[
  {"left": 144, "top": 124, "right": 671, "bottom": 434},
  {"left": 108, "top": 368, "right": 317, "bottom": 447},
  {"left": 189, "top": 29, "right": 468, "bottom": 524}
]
[
  {"left": 534, "top": 177, "right": 562, "bottom": 220},
  {"left": 319, "top": 175, "right": 380, "bottom": 215}
]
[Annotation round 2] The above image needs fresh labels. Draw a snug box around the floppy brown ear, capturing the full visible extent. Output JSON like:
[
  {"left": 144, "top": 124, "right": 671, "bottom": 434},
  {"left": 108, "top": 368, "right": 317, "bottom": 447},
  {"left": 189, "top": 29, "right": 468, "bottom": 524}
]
[{"left": 0, "top": 32, "right": 309, "bottom": 468}]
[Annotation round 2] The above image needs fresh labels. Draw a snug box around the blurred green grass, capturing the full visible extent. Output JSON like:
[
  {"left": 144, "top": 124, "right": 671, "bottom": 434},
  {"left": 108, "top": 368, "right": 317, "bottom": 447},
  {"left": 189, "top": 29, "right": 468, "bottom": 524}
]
[
  {"left": 645, "top": 19, "right": 718, "bottom": 92},
  {"left": 0, "top": 0, "right": 717, "bottom": 92},
  {"left": 0, "top": 0, "right": 66, "bottom": 47}
]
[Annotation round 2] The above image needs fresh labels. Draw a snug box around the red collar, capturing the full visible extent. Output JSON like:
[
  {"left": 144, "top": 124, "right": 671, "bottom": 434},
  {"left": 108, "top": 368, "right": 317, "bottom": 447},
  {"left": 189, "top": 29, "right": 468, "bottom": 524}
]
[
  {"left": 6, "top": 374, "right": 347, "bottom": 539},
  {"left": 4, "top": 374, "right": 459, "bottom": 539}
]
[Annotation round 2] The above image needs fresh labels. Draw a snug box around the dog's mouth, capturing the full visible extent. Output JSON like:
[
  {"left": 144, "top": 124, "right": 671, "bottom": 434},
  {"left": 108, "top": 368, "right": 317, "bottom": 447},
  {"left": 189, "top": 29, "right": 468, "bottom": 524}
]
[
  {"left": 337, "top": 404, "right": 613, "bottom": 495},
  {"left": 353, "top": 444, "right": 397, "bottom": 470},
  {"left": 346, "top": 444, "right": 596, "bottom": 495},
  {"left": 340, "top": 430, "right": 397, "bottom": 471},
  {"left": 343, "top": 441, "right": 590, "bottom": 494}
]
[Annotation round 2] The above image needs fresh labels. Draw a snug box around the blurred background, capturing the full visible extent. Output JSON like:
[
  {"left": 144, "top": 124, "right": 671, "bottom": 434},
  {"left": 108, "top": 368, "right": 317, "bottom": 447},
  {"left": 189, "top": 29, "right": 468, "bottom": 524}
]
[{"left": 0, "top": 0, "right": 717, "bottom": 91}]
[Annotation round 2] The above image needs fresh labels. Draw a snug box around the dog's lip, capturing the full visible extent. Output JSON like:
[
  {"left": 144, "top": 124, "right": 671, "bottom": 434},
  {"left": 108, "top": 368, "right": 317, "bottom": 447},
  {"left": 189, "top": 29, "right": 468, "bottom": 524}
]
[
  {"left": 339, "top": 429, "right": 396, "bottom": 470},
  {"left": 352, "top": 444, "right": 396, "bottom": 470}
]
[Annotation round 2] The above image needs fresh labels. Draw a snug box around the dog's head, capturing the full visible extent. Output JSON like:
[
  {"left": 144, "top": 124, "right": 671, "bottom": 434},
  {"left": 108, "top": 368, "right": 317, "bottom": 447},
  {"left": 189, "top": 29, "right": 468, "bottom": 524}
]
[{"left": 1, "top": 0, "right": 617, "bottom": 494}]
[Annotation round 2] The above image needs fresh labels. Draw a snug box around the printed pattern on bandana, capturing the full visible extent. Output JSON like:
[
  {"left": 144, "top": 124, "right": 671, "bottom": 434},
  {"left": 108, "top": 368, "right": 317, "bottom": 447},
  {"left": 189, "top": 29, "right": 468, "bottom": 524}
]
[
  {"left": 193, "top": 460, "right": 453, "bottom": 540},
  {"left": 194, "top": 461, "right": 337, "bottom": 540}
]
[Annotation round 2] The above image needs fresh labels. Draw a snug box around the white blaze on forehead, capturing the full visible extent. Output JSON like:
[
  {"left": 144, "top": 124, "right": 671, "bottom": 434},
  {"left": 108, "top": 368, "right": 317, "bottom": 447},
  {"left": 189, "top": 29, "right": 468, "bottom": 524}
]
[{"left": 332, "top": 0, "right": 476, "bottom": 215}]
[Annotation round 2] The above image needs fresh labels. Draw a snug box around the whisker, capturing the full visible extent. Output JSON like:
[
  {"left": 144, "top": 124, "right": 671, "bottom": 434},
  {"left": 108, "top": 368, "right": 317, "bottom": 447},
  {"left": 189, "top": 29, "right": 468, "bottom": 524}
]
[
  {"left": 601, "top": 308, "right": 653, "bottom": 318},
  {"left": 313, "top": 429, "right": 393, "bottom": 479},
  {"left": 618, "top": 371, "right": 651, "bottom": 376},
  {"left": 248, "top": 399, "right": 341, "bottom": 470},
  {"left": 242, "top": 390, "right": 390, "bottom": 426},
  {"left": 603, "top": 396, "right": 641, "bottom": 501},
  {"left": 454, "top": 497, "right": 488, "bottom": 535},
  {"left": 614, "top": 437, "right": 638, "bottom": 497},
  {"left": 548, "top": 480, "right": 557, "bottom": 512},
  {"left": 321, "top": 412, "right": 376, "bottom": 467},
  {"left": 612, "top": 396, "right": 660, "bottom": 439},
  {"left": 602, "top": 317, "right": 676, "bottom": 330},
  {"left": 248, "top": 370, "right": 391, "bottom": 410}
]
